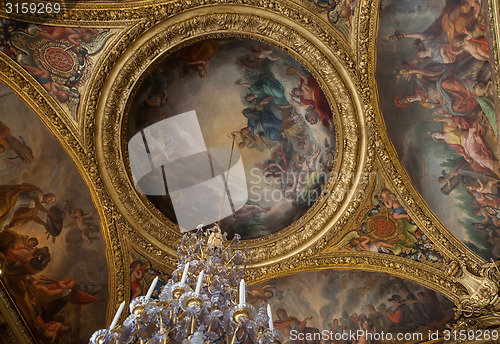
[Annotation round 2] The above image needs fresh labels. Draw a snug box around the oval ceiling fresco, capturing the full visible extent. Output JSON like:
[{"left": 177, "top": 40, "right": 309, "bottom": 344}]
[{"left": 126, "top": 38, "right": 336, "bottom": 240}]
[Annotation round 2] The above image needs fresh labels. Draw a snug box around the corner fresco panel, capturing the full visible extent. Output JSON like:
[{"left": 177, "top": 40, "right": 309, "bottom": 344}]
[
  {"left": 0, "top": 19, "right": 116, "bottom": 120},
  {"left": 128, "top": 247, "right": 170, "bottom": 301},
  {"left": 334, "top": 174, "right": 446, "bottom": 266},
  {"left": 294, "top": 0, "right": 357, "bottom": 38},
  {"left": 377, "top": 0, "right": 499, "bottom": 260},
  {"left": 0, "top": 83, "right": 108, "bottom": 343}
]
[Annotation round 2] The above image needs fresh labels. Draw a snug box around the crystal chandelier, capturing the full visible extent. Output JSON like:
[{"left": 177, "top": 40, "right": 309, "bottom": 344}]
[{"left": 90, "top": 225, "right": 282, "bottom": 344}]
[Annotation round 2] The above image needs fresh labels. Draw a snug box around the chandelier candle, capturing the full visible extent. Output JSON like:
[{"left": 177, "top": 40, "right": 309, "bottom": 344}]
[
  {"left": 109, "top": 301, "right": 125, "bottom": 331},
  {"left": 145, "top": 276, "right": 158, "bottom": 300},
  {"left": 267, "top": 304, "right": 274, "bottom": 330},
  {"left": 195, "top": 270, "right": 204, "bottom": 294},
  {"left": 239, "top": 279, "right": 246, "bottom": 305},
  {"left": 180, "top": 262, "right": 190, "bottom": 284}
]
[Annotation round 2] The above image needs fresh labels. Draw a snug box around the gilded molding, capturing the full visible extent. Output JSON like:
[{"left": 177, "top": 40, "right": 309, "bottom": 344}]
[
  {"left": 0, "top": 283, "right": 34, "bottom": 344},
  {"left": 95, "top": 6, "right": 366, "bottom": 268},
  {"left": 245, "top": 250, "right": 465, "bottom": 304},
  {"left": 1, "top": 0, "right": 498, "bottom": 336},
  {"left": 357, "top": 0, "right": 500, "bottom": 331},
  {"left": 446, "top": 260, "right": 500, "bottom": 330}
]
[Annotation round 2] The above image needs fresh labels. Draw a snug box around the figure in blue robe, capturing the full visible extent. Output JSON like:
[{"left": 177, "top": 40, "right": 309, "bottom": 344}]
[
  {"left": 238, "top": 73, "right": 289, "bottom": 106},
  {"left": 242, "top": 103, "right": 283, "bottom": 141}
]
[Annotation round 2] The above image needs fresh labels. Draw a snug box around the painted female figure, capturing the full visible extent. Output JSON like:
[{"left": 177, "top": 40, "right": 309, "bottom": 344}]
[{"left": 130, "top": 260, "right": 148, "bottom": 299}]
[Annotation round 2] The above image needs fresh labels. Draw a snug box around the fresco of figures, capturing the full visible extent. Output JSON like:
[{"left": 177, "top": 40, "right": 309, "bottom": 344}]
[
  {"left": 334, "top": 175, "right": 445, "bottom": 265},
  {"left": 128, "top": 248, "right": 170, "bottom": 301},
  {"left": 377, "top": 0, "right": 499, "bottom": 260},
  {"left": 249, "top": 270, "right": 454, "bottom": 344},
  {"left": 0, "top": 19, "right": 115, "bottom": 120},
  {"left": 0, "top": 83, "right": 108, "bottom": 344},
  {"left": 127, "top": 38, "right": 336, "bottom": 240}
]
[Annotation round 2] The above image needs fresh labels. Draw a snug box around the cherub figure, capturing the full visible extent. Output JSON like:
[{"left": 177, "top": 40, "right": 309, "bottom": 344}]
[
  {"left": 36, "top": 316, "right": 71, "bottom": 344},
  {"left": 347, "top": 235, "right": 396, "bottom": 253},
  {"left": 66, "top": 208, "right": 98, "bottom": 245},
  {"left": 18, "top": 61, "right": 69, "bottom": 102},
  {"left": 130, "top": 260, "right": 148, "bottom": 299},
  {"left": 35, "top": 26, "right": 98, "bottom": 45},
  {"left": 247, "top": 285, "right": 274, "bottom": 303},
  {"left": 235, "top": 44, "right": 282, "bottom": 71},
  {"left": 450, "top": 29, "right": 489, "bottom": 61},
  {"left": 377, "top": 190, "right": 413, "bottom": 223}
]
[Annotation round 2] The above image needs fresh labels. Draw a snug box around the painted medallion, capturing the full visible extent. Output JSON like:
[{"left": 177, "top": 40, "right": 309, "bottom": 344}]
[{"left": 127, "top": 38, "right": 336, "bottom": 240}]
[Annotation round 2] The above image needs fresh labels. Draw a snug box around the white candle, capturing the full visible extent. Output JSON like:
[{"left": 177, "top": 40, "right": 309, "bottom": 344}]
[
  {"left": 180, "top": 262, "right": 190, "bottom": 285},
  {"left": 239, "top": 279, "right": 245, "bottom": 305},
  {"left": 109, "top": 301, "right": 125, "bottom": 330},
  {"left": 145, "top": 276, "right": 159, "bottom": 300},
  {"left": 267, "top": 304, "right": 273, "bottom": 330},
  {"left": 195, "top": 271, "right": 204, "bottom": 294}
]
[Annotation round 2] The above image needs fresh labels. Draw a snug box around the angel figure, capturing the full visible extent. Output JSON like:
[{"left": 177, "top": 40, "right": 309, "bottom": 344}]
[
  {"left": 130, "top": 260, "right": 149, "bottom": 299},
  {"left": 66, "top": 208, "right": 98, "bottom": 245},
  {"left": 335, "top": 231, "right": 396, "bottom": 254},
  {"left": 348, "top": 235, "right": 396, "bottom": 253},
  {"left": 235, "top": 44, "right": 282, "bottom": 71},
  {"left": 377, "top": 190, "right": 413, "bottom": 223},
  {"left": 247, "top": 285, "right": 274, "bottom": 303}
]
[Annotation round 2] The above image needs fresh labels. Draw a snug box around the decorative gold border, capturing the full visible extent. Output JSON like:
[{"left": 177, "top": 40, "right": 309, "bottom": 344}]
[
  {"left": 0, "top": 0, "right": 498, "bottom": 337},
  {"left": 95, "top": 5, "right": 366, "bottom": 267},
  {"left": 0, "top": 282, "right": 34, "bottom": 344},
  {"left": 246, "top": 251, "right": 465, "bottom": 304}
]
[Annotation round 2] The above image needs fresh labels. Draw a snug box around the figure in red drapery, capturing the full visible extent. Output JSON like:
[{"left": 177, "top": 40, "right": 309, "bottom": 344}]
[{"left": 291, "top": 71, "right": 332, "bottom": 129}]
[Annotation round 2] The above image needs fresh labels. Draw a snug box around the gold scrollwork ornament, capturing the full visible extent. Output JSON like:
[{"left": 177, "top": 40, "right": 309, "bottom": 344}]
[{"left": 447, "top": 260, "right": 500, "bottom": 329}]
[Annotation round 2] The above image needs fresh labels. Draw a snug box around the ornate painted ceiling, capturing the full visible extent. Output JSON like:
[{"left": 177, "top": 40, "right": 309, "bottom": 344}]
[{"left": 0, "top": 0, "right": 499, "bottom": 343}]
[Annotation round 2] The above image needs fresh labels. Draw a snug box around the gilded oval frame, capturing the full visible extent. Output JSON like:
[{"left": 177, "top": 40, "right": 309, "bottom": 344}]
[{"left": 95, "top": 6, "right": 366, "bottom": 265}]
